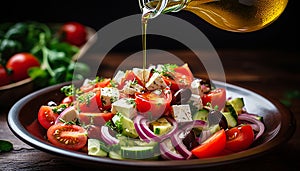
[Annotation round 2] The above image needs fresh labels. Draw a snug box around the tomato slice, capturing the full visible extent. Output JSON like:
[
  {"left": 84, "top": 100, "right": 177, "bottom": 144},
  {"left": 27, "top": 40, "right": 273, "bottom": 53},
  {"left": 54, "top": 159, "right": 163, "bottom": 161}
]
[
  {"left": 37, "top": 106, "right": 59, "bottom": 129},
  {"left": 78, "top": 112, "right": 114, "bottom": 126},
  {"left": 225, "top": 124, "right": 254, "bottom": 152},
  {"left": 191, "top": 129, "right": 226, "bottom": 158},
  {"left": 118, "top": 70, "right": 143, "bottom": 89},
  {"left": 202, "top": 88, "right": 226, "bottom": 110},
  {"left": 61, "top": 96, "right": 74, "bottom": 106},
  {"left": 135, "top": 89, "right": 172, "bottom": 120},
  {"left": 76, "top": 90, "right": 102, "bottom": 113},
  {"left": 47, "top": 123, "right": 87, "bottom": 151},
  {"left": 162, "top": 64, "right": 194, "bottom": 92}
]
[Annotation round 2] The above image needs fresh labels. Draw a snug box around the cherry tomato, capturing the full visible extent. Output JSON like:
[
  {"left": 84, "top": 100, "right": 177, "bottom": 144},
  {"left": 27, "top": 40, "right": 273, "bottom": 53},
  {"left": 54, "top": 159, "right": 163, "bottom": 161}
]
[
  {"left": 202, "top": 88, "right": 226, "bottom": 110},
  {"left": 191, "top": 129, "right": 226, "bottom": 158},
  {"left": 60, "top": 22, "right": 87, "bottom": 46},
  {"left": 80, "top": 78, "right": 111, "bottom": 93},
  {"left": 78, "top": 112, "right": 114, "bottom": 126},
  {"left": 6, "top": 52, "right": 40, "bottom": 82},
  {"left": 163, "top": 64, "right": 193, "bottom": 92},
  {"left": 0, "top": 65, "right": 11, "bottom": 86},
  {"left": 135, "top": 88, "right": 172, "bottom": 120},
  {"left": 61, "top": 96, "right": 74, "bottom": 106},
  {"left": 47, "top": 123, "right": 87, "bottom": 151},
  {"left": 37, "top": 105, "right": 59, "bottom": 129},
  {"left": 76, "top": 90, "right": 102, "bottom": 113},
  {"left": 86, "top": 125, "right": 102, "bottom": 139},
  {"left": 118, "top": 70, "right": 143, "bottom": 89},
  {"left": 225, "top": 124, "right": 254, "bottom": 152}
]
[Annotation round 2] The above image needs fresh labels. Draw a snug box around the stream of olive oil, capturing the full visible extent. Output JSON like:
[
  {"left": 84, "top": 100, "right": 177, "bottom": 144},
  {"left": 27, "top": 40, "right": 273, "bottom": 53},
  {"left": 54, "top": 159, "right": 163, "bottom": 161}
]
[{"left": 141, "top": 9, "right": 151, "bottom": 83}]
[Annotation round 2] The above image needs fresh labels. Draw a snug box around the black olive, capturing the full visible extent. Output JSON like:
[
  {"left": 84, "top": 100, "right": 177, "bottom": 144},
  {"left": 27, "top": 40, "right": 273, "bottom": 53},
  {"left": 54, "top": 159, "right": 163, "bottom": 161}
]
[
  {"left": 172, "top": 88, "right": 192, "bottom": 105},
  {"left": 207, "top": 109, "right": 228, "bottom": 129}
]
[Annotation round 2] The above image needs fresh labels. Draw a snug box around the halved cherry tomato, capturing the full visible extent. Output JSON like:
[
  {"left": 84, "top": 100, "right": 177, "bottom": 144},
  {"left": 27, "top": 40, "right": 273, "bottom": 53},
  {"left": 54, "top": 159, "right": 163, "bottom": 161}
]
[
  {"left": 78, "top": 112, "right": 114, "bottom": 126},
  {"left": 135, "top": 88, "right": 172, "bottom": 120},
  {"left": 80, "top": 78, "right": 111, "bottom": 93},
  {"left": 86, "top": 125, "right": 102, "bottom": 139},
  {"left": 47, "top": 123, "right": 87, "bottom": 151},
  {"left": 162, "top": 64, "right": 194, "bottom": 92},
  {"left": 37, "top": 105, "right": 59, "bottom": 129},
  {"left": 61, "top": 96, "right": 74, "bottom": 106},
  {"left": 202, "top": 88, "right": 226, "bottom": 110},
  {"left": 225, "top": 124, "right": 254, "bottom": 152},
  {"left": 76, "top": 90, "right": 102, "bottom": 112},
  {"left": 118, "top": 70, "right": 143, "bottom": 89},
  {"left": 191, "top": 129, "right": 226, "bottom": 158}
]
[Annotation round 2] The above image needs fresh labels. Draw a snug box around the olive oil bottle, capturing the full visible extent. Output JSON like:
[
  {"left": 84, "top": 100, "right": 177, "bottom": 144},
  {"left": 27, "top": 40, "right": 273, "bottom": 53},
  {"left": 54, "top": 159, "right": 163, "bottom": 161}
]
[{"left": 140, "top": 0, "right": 288, "bottom": 32}]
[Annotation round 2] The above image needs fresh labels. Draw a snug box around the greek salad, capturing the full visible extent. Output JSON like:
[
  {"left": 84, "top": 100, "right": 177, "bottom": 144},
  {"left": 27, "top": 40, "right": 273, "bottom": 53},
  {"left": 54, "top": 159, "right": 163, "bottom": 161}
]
[{"left": 36, "top": 63, "right": 265, "bottom": 160}]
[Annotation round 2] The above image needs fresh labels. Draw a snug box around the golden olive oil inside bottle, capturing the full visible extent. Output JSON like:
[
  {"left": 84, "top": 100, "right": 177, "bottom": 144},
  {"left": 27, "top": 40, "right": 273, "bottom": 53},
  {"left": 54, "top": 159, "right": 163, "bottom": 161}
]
[{"left": 145, "top": 0, "right": 288, "bottom": 32}]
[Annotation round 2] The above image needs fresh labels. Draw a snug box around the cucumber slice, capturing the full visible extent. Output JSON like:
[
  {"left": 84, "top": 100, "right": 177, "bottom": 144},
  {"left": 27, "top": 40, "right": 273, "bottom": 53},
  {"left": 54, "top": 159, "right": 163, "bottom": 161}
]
[
  {"left": 227, "top": 97, "right": 244, "bottom": 114},
  {"left": 109, "top": 150, "right": 123, "bottom": 160},
  {"left": 222, "top": 111, "right": 238, "bottom": 128},
  {"left": 120, "top": 146, "right": 155, "bottom": 159},
  {"left": 88, "top": 139, "right": 108, "bottom": 157},
  {"left": 192, "top": 109, "right": 209, "bottom": 121}
]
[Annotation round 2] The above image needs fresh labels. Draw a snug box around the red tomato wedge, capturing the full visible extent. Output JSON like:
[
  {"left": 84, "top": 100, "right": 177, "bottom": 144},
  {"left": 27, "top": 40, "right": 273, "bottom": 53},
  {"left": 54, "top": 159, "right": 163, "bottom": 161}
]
[
  {"left": 225, "top": 124, "right": 254, "bottom": 152},
  {"left": 76, "top": 90, "right": 102, "bottom": 113},
  {"left": 191, "top": 129, "right": 226, "bottom": 158},
  {"left": 118, "top": 70, "right": 143, "bottom": 89},
  {"left": 135, "top": 88, "right": 172, "bottom": 120},
  {"left": 78, "top": 112, "right": 114, "bottom": 126},
  {"left": 37, "top": 106, "right": 59, "bottom": 129},
  {"left": 162, "top": 63, "right": 194, "bottom": 92},
  {"left": 202, "top": 88, "right": 226, "bottom": 110},
  {"left": 47, "top": 123, "right": 87, "bottom": 151}
]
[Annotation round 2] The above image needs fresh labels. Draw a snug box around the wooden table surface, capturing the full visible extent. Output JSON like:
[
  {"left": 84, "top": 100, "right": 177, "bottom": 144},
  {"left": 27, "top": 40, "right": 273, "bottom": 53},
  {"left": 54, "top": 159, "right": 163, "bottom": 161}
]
[{"left": 1, "top": 49, "right": 299, "bottom": 171}]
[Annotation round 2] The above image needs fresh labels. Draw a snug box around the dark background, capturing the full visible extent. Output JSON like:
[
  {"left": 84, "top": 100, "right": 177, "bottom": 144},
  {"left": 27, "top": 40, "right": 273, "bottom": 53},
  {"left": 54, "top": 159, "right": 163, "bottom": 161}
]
[{"left": 0, "top": 0, "right": 298, "bottom": 52}]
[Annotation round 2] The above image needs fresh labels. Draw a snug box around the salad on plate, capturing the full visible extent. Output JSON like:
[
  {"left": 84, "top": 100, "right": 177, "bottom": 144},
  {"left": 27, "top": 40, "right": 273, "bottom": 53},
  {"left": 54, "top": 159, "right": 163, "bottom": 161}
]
[{"left": 35, "top": 63, "right": 265, "bottom": 160}]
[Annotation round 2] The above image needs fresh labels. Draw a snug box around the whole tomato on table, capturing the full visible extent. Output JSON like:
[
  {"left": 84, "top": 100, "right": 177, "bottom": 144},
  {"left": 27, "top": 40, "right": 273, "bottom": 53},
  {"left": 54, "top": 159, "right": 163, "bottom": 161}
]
[
  {"left": 5, "top": 52, "right": 40, "bottom": 82},
  {"left": 59, "top": 22, "right": 87, "bottom": 47}
]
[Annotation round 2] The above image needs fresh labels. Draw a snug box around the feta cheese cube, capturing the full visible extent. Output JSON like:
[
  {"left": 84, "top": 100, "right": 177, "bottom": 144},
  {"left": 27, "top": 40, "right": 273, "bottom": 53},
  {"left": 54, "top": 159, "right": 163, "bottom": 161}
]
[
  {"left": 132, "top": 68, "right": 151, "bottom": 83},
  {"left": 145, "top": 72, "right": 167, "bottom": 90},
  {"left": 191, "top": 79, "right": 203, "bottom": 97},
  {"left": 188, "top": 94, "right": 203, "bottom": 111},
  {"left": 100, "top": 87, "right": 120, "bottom": 108},
  {"left": 122, "top": 80, "right": 144, "bottom": 95},
  {"left": 112, "top": 70, "right": 125, "bottom": 85},
  {"left": 111, "top": 98, "right": 137, "bottom": 119},
  {"left": 171, "top": 104, "right": 193, "bottom": 123}
]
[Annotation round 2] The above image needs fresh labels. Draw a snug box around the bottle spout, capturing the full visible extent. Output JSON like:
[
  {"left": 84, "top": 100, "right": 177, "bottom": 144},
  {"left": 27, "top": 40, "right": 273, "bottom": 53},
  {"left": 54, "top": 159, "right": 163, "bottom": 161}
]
[{"left": 139, "top": 0, "right": 168, "bottom": 21}]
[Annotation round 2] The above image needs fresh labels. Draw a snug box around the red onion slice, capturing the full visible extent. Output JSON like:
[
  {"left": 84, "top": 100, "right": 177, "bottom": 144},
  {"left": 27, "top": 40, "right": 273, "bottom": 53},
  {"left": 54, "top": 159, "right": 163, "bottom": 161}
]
[
  {"left": 170, "top": 131, "right": 193, "bottom": 159},
  {"left": 160, "top": 139, "right": 185, "bottom": 160},
  {"left": 238, "top": 113, "right": 265, "bottom": 140},
  {"left": 100, "top": 126, "right": 119, "bottom": 145},
  {"left": 133, "top": 115, "right": 152, "bottom": 143}
]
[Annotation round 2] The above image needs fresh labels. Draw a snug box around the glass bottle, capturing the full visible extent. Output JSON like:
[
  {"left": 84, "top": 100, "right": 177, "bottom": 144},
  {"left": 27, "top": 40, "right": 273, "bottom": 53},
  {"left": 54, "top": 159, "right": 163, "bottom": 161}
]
[{"left": 139, "top": 0, "right": 289, "bottom": 32}]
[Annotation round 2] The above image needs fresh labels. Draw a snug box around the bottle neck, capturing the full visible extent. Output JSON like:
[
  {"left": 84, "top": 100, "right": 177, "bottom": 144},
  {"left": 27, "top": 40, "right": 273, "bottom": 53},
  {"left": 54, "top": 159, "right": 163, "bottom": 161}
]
[{"left": 139, "top": 0, "right": 188, "bottom": 20}]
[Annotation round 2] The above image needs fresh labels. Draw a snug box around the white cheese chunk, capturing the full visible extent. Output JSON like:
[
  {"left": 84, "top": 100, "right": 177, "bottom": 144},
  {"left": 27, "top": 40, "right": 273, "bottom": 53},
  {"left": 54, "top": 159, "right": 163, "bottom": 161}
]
[
  {"left": 145, "top": 72, "right": 167, "bottom": 91},
  {"left": 190, "top": 79, "right": 203, "bottom": 97},
  {"left": 171, "top": 104, "right": 193, "bottom": 123},
  {"left": 155, "top": 64, "right": 164, "bottom": 72},
  {"left": 132, "top": 68, "right": 151, "bottom": 83},
  {"left": 111, "top": 98, "right": 137, "bottom": 119},
  {"left": 100, "top": 87, "right": 120, "bottom": 108},
  {"left": 188, "top": 94, "right": 203, "bottom": 111},
  {"left": 122, "top": 80, "right": 144, "bottom": 95},
  {"left": 112, "top": 70, "right": 125, "bottom": 85}
]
